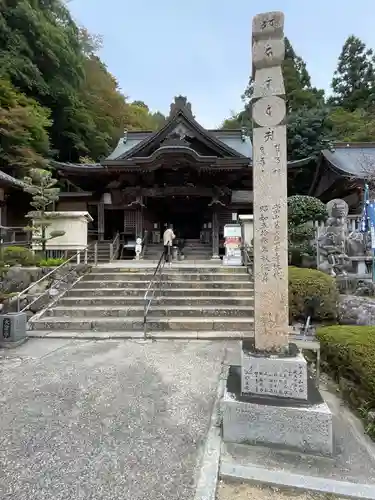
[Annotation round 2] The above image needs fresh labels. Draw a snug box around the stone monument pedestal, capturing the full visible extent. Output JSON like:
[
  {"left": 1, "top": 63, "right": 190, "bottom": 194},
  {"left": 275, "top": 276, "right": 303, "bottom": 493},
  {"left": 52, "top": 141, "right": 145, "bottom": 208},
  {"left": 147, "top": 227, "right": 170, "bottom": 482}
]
[{"left": 221, "top": 340, "right": 333, "bottom": 456}]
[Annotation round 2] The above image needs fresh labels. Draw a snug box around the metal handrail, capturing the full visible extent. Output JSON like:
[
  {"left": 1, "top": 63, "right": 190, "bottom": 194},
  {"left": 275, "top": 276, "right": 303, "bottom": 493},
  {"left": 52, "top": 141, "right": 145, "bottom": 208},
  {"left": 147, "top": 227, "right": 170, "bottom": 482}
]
[
  {"left": 140, "top": 230, "right": 149, "bottom": 259},
  {"left": 242, "top": 244, "right": 254, "bottom": 275},
  {"left": 15, "top": 241, "right": 98, "bottom": 312},
  {"left": 143, "top": 247, "right": 169, "bottom": 338},
  {"left": 110, "top": 232, "right": 120, "bottom": 261}
]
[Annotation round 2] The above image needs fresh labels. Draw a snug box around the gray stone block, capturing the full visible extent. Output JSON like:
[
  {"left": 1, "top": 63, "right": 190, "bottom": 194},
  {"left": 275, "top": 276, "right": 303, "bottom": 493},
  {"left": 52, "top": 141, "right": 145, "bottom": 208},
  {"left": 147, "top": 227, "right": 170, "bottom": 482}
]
[
  {"left": 241, "top": 348, "right": 308, "bottom": 400},
  {"left": 221, "top": 387, "right": 333, "bottom": 456}
]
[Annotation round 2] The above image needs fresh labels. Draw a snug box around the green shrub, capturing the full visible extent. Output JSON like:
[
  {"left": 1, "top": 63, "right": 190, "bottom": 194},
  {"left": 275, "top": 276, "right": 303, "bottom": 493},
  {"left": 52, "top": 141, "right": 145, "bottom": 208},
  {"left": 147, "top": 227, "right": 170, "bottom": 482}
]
[
  {"left": 288, "top": 266, "right": 339, "bottom": 321},
  {"left": 1, "top": 246, "right": 37, "bottom": 266},
  {"left": 317, "top": 325, "right": 375, "bottom": 439},
  {"left": 37, "top": 257, "right": 66, "bottom": 267}
]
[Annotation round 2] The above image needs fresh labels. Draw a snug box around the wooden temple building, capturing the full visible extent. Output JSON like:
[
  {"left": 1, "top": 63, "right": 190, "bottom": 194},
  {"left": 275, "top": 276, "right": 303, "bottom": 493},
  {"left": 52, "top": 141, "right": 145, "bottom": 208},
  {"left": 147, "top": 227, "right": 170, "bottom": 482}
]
[
  {"left": 50, "top": 96, "right": 312, "bottom": 257},
  {"left": 2, "top": 96, "right": 372, "bottom": 256}
]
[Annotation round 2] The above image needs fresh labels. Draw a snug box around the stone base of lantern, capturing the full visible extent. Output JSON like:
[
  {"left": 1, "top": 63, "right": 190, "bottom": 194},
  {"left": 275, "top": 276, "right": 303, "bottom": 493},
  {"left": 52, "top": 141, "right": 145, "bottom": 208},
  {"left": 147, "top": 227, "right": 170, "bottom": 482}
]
[{"left": 221, "top": 341, "right": 333, "bottom": 457}]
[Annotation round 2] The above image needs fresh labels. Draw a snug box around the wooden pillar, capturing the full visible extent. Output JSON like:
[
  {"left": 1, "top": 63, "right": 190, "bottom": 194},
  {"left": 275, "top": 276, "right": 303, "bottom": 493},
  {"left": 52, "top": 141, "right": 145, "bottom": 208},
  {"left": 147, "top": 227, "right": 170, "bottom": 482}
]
[
  {"left": 135, "top": 208, "right": 143, "bottom": 239},
  {"left": 98, "top": 201, "right": 105, "bottom": 241},
  {"left": 211, "top": 208, "right": 220, "bottom": 260}
]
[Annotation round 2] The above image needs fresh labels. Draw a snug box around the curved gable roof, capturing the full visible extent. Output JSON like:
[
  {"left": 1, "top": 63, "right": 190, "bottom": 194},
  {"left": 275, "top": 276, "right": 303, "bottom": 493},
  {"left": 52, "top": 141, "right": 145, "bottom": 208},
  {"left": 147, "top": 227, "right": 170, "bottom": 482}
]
[
  {"left": 111, "top": 105, "right": 250, "bottom": 160},
  {"left": 322, "top": 143, "right": 375, "bottom": 178}
]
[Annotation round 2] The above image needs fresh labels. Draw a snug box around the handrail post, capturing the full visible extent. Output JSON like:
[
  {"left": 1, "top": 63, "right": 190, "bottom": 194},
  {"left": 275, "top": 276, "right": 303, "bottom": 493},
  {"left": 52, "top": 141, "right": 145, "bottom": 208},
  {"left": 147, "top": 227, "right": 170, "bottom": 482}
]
[
  {"left": 94, "top": 242, "right": 98, "bottom": 266},
  {"left": 76, "top": 251, "right": 81, "bottom": 264},
  {"left": 84, "top": 247, "right": 88, "bottom": 264},
  {"left": 109, "top": 242, "right": 113, "bottom": 262}
]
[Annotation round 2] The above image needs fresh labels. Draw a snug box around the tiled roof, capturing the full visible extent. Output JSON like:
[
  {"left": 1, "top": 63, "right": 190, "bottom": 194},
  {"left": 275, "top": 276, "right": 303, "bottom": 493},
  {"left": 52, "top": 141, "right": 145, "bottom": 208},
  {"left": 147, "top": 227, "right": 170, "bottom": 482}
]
[
  {"left": 322, "top": 143, "right": 375, "bottom": 178},
  {"left": 106, "top": 129, "right": 253, "bottom": 160},
  {"left": 0, "top": 170, "right": 25, "bottom": 188}
]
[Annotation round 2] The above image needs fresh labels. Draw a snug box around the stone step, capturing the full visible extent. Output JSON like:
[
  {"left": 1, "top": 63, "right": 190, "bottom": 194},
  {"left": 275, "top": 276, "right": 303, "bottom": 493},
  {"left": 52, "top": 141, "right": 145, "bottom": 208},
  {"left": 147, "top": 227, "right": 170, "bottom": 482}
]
[
  {"left": 66, "top": 287, "right": 254, "bottom": 297},
  {"left": 46, "top": 305, "right": 254, "bottom": 318},
  {"left": 82, "top": 272, "right": 251, "bottom": 282},
  {"left": 74, "top": 280, "right": 254, "bottom": 289},
  {"left": 28, "top": 330, "right": 253, "bottom": 340},
  {"left": 93, "top": 266, "right": 248, "bottom": 274},
  {"left": 59, "top": 296, "right": 254, "bottom": 307},
  {"left": 141, "top": 260, "right": 224, "bottom": 264},
  {"left": 30, "top": 316, "right": 254, "bottom": 332}
]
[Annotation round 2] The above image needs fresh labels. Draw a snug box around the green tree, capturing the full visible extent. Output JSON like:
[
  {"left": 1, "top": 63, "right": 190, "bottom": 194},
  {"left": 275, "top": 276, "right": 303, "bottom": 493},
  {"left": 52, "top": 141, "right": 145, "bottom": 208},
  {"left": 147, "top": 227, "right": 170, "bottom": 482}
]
[
  {"left": 330, "top": 107, "right": 375, "bottom": 142},
  {"left": 0, "top": 0, "right": 93, "bottom": 162},
  {"left": 330, "top": 35, "right": 375, "bottom": 111},
  {"left": 23, "top": 168, "right": 64, "bottom": 257},
  {"left": 0, "top": 79, "right": 51, "bottom": 174},
  {"left": 287, "top": 105, "right": 333, "bottom": 161},
  {"left": 221, "top": 38, "right": 329, "bottom": 165},
  {"left": 288, "top": 195, "right": 327, "bottom": 266}
]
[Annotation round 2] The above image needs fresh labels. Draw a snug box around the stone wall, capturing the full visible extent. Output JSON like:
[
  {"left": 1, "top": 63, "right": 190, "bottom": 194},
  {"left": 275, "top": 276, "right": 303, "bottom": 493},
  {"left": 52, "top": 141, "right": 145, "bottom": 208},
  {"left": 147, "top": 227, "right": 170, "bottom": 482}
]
[
  {"left": 0, "top": 264, "right": 90, "bottom": 319},
  {"left": 339, "top": 295, "right": 375, "bottom": 326}
]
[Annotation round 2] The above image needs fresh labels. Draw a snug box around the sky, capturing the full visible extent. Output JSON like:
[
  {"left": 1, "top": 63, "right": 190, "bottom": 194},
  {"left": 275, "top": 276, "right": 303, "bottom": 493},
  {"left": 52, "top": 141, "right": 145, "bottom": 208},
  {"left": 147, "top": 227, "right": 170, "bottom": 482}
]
[{"left": 68, "top": 0, "right": 375, "bottom": 129}]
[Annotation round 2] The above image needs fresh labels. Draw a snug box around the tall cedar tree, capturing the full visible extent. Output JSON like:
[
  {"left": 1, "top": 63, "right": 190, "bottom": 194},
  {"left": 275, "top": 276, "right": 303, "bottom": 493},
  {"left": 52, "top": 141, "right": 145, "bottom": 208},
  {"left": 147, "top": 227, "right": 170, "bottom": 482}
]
[{"left": 330, "top": 35, "right": 375, "bottom": 112}]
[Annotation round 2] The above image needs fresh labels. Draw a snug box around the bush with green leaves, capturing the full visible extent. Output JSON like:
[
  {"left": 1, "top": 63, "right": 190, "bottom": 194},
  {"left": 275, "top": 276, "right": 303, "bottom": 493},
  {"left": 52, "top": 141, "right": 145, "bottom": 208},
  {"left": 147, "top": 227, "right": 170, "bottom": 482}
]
[
  {"left": 289, "top": 266, "right": 339, "bottom": 322},
  {"left": 1, "top": 246, "right": 37, "bottom": 266},
  {"left": 37, "top": 257, "right": 66, "bottom": 267},
  {"left": 288, "top": 195, "right": 327, "bottom": 266},
  {"left": 317, "top": 325, "right": 375, "bottom": 440}
]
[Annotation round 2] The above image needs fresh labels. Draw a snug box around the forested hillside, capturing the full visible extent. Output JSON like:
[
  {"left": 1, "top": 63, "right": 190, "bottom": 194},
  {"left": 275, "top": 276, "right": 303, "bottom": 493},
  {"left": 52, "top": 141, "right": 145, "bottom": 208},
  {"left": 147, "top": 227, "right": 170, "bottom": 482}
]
[
  {"left": 0, "top": 0, "right": 166, "bottom": 175},
  {"left": 222, "top": 35, "right": 375, "bottom": 161}
]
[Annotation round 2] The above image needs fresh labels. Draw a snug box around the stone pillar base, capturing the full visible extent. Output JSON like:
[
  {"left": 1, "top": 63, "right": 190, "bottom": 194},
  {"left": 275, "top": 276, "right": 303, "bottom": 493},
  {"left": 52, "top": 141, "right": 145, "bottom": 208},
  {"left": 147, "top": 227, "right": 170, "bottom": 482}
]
[
  {"left": 221, "top": 364, "right": 333, "bottom": 456},
  {"left": 241, "top": 340, "right": 308, "bottom": 400}
]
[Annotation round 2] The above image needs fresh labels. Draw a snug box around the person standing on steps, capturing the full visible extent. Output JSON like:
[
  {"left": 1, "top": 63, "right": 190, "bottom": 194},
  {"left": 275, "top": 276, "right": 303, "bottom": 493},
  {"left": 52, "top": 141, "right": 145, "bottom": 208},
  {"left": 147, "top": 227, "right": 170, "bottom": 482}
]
[{"left": 163, "top": 224, "right": 175, "bottom": 262}]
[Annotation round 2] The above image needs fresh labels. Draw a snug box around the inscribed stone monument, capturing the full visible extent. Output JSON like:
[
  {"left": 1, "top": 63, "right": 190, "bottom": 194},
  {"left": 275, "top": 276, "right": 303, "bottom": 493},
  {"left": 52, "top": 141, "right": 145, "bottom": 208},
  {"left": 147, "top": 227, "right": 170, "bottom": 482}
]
[
  {"left": 252, "top": 11, "right": 289, "bottom": 352},
  {"left": 221, "top": 12, "right": 333, "bottom": 457}
]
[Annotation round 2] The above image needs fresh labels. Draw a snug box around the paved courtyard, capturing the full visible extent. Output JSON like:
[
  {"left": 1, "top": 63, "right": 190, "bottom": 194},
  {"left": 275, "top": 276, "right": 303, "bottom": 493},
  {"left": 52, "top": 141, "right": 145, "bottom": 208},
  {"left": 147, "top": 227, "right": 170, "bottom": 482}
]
[{"left": 0, "top": 338, "right": 229, "bottom": 500}]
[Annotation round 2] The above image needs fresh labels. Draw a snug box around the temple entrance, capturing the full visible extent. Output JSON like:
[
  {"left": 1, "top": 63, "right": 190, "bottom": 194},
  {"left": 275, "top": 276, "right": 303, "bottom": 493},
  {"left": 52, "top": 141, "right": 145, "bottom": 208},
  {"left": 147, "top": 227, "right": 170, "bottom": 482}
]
[{"left": 147, "top": 196, "right": 210, "bottom": 240}]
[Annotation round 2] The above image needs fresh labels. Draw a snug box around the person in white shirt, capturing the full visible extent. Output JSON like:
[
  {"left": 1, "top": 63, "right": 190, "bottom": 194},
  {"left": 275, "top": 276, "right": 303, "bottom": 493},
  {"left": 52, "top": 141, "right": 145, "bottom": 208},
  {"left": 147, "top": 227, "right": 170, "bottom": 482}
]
[{"left": 163, "top": 225, "right": 175, "bottom": 262}]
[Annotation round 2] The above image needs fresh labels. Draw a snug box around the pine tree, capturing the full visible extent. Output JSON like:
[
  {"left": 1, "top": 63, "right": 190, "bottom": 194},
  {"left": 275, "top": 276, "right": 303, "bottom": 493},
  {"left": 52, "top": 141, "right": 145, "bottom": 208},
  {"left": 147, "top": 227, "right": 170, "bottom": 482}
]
[{"left": 330, "top": 35, "right": 375, "bottom": 111}]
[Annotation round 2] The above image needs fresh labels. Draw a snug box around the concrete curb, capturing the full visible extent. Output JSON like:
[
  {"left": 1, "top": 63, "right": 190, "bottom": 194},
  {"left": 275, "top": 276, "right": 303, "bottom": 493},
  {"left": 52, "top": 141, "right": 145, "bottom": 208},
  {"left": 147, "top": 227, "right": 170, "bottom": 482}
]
[
  {"left": 27, "top": 331, "right": 250, "bottom": 340},
  {"left": 194, "top": 362, "right": 227, "bottom": 500},
  {"left": 220, "top": 462, "right": 375, "bottom": 499}
]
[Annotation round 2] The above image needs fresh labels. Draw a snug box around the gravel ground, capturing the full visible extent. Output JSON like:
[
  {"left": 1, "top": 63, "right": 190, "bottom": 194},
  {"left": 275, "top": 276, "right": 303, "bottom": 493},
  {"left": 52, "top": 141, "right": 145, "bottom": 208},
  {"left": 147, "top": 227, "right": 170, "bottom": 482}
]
[
  {"left": 217, "top": 481, "right": 352, "bottom": 500},
  {"left": 0, "top": 338, "right": 229, "bottom": 500}
]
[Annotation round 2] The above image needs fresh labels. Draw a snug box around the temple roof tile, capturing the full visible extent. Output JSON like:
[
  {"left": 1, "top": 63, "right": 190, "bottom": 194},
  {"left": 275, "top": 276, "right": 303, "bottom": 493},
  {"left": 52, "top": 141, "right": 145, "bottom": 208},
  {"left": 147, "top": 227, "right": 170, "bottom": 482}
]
[{"left": 322, "top": 143, "right": 375, "bottom": 178}]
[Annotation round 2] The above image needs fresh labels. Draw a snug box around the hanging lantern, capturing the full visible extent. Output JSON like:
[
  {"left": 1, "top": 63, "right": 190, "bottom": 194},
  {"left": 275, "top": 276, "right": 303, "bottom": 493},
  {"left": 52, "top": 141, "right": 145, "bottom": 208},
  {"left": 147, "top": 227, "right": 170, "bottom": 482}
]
[{"left": 102, "top": 193, "right": 112, "bottom": 205}]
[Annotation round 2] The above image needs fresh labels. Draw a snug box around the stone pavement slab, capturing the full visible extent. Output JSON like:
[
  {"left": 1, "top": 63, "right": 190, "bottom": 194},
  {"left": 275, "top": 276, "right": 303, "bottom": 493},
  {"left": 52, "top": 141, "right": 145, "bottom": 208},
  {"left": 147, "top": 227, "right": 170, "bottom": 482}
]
[{"left": 0, "top": 339, "right": 231, "bottom": 500}]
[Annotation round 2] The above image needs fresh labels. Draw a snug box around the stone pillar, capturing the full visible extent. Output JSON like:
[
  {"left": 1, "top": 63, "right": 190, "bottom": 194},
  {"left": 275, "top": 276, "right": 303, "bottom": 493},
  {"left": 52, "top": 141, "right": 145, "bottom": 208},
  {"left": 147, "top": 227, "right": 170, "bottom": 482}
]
[
  {"left": 220, "top": 12, "right": 333, "bottom": 457},
  {"left": 251, "top": 12, "right": 289, "bottom": 352},
  {"left": 211, "top": 209, "right": 220, "bottom": 260}
]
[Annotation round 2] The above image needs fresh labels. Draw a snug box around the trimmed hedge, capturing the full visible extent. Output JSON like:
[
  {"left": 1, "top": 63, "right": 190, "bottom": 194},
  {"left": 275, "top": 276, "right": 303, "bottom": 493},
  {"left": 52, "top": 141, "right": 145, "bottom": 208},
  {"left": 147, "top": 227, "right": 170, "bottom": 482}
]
[
  {"left": 288, "top": 266, "right": 339, "bottom": 322},
  {"left": 317, "top": 325, "right": 375, "bottom": 439}
]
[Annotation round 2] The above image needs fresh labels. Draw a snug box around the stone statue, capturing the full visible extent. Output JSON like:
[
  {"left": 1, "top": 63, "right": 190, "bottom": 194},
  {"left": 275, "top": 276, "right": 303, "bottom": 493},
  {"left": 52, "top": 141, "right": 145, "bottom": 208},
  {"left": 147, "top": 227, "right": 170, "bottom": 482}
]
[{"left": 317, "top": 199, "right": 352, "bottom": 276}]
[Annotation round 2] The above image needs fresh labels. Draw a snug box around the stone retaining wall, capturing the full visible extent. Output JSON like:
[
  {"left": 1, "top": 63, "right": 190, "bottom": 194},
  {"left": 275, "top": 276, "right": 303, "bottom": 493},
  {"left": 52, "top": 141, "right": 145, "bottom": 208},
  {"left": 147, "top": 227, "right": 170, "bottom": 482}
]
[{"left": 0, "top": 264, "right": 90, "bottom": 318}]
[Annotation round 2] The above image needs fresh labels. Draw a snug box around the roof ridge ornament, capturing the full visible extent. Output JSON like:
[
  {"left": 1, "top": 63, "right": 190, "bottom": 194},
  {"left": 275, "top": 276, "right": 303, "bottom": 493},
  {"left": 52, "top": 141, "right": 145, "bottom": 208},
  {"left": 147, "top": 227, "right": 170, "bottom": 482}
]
[{"left": 169, "top": 95, "right": 194, "bottom": 118}]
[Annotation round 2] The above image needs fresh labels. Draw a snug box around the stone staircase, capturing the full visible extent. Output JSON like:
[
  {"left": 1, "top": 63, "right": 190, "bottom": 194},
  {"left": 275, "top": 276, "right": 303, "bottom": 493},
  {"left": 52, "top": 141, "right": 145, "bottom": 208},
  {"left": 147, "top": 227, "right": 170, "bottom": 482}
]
[
  {"left": 144, "top": 239, "right": 212, "bottom": 261},
  {"left": 29, "top": 264, "right": 254, "bottom": 339}
]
